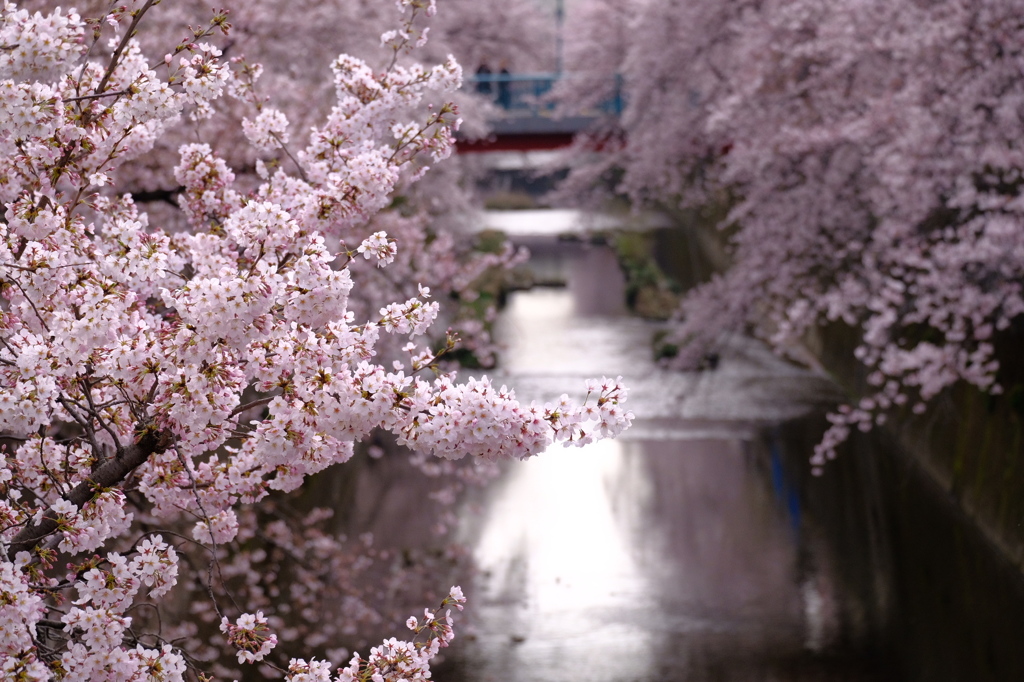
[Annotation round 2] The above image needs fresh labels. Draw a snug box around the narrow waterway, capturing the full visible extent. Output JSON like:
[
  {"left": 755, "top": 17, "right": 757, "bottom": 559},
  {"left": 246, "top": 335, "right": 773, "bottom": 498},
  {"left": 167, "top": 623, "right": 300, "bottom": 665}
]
[{"left": 435, "top": 213, "right": 886, "bottom": 681}]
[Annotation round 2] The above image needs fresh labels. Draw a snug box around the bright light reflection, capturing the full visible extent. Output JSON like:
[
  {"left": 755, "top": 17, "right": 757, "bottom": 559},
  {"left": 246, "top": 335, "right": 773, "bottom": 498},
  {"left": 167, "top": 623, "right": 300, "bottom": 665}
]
[
  {"left": 496, "top": 288, "right": 577, "bottom": 375},
  {"left": 482, "top": 209, "right": 622, "bottom": 237},
  {"left": 475, "top": 438, "right": 647, "bottom": 627}
]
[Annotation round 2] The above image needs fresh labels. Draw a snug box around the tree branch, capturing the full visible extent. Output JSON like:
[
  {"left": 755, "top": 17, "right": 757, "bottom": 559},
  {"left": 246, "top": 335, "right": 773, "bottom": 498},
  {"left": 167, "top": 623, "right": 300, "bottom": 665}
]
[
  {"left": 127, "top": 187, "right": 183, "bottom": 207},
  {"left": 95, "top": 0, "right": 160, "bottom": 95},
  {"left": 62, "top": 88, "right": 131, "bottom": 104},
  {"left": 7, "top": 423, "right": 173, "bottom": 557},
  {"left": 229, "top": 396, "right": 274, "bottom": 418}
]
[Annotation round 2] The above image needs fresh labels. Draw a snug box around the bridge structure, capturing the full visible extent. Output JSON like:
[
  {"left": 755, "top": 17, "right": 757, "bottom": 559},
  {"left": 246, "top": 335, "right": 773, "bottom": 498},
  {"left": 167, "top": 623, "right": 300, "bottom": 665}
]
[{"left": 455, "top": 73, "right": 623, "bottom": 153}]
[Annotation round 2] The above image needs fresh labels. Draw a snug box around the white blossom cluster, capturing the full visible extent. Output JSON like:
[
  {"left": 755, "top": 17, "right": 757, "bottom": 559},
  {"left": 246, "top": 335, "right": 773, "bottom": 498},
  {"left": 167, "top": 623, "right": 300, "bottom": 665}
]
[
  {"left": 0, "top": 1, "right": 631, "bottom": 678},
  {"left": 562, "top": 0, "right": 1024, "bottom": 469}
]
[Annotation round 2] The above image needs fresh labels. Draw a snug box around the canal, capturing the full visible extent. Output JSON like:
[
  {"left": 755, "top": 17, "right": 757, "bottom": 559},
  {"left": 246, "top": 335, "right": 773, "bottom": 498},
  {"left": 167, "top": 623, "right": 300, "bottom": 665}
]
[
  {"left": 434, "top": 212, "right": 890, "bottom": 681},
  {"left": 328, "top": 208, "right": 1024, "bottom": 682}
]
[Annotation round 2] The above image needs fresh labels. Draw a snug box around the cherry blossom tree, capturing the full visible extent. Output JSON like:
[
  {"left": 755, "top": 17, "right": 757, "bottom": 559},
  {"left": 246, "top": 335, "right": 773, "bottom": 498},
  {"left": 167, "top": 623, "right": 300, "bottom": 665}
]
[
  {"left": 0, "top": 1, "right": 633, "bottom": 679},
  {"left": 560, "top": 0, "right": 1024, "bottom": 470},
  {"left": 81, "top": 0, "right": 549, "bottom": 362}
]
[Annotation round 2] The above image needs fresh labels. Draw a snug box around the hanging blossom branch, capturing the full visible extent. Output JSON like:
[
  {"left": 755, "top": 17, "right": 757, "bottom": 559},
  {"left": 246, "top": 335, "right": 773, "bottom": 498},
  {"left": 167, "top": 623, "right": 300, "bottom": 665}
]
[
  {"left": 0, "top": 1, "right": 631, "bottom": 679},
  {"left": 560, "top": 0, "right": 1024, "bottom": 472}
]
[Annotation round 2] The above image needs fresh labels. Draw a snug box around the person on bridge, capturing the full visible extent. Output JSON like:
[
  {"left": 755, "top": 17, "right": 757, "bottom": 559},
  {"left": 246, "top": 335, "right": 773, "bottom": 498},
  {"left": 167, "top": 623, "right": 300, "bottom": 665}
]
[
  {"left": 497, "top": 59, "right": 512, "bottom": 109},
  {"left": 476, "top": 61, "right": 493, "bottom": 95}
]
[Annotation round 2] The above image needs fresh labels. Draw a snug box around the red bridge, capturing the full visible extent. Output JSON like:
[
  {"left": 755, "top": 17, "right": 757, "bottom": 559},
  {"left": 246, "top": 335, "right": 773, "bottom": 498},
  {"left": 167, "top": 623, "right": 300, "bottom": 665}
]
[{"left": 455, "top": 73, "right": 623, "bottom": 153}]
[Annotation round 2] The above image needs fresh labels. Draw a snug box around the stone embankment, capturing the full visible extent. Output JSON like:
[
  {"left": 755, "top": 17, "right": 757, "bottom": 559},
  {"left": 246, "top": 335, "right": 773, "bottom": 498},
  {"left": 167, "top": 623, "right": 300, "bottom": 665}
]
[{"left": 642, "top": 211, "right": 1024, "bottom": 682}]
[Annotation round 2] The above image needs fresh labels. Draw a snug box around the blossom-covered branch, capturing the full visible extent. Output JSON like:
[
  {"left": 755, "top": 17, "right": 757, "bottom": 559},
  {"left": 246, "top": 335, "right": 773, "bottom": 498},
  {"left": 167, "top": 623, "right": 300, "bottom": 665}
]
[
  {"left": 0, "top": 2, "right": 632, "bottom": 679},
  {"left": 560, "top": 0, "right": 1024, "bottom": 469}
]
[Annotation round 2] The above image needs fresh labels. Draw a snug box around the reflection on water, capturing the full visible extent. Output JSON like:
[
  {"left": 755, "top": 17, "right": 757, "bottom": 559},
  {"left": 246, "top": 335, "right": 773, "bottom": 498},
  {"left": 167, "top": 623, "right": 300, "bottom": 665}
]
[
  {"left": 473, "top": 442, "right": 657, "bottom": 677},
  {"left": 463, "top": 440, "right": 656, "bottom": 682},
  {"left": 476, "top": 440, "right": 640, "bottom": 616},
  {"left": 447, "top": 436, "right": 876, "bottom": 681},
  {"left": 481, "top": 208, "right": 670, "bottom": 238},
  {"left": 438, "top": 234, "right": 885, "bottom": 681},
  {"left": 489, "top": 245, "right": 841, "bottom": 437}
]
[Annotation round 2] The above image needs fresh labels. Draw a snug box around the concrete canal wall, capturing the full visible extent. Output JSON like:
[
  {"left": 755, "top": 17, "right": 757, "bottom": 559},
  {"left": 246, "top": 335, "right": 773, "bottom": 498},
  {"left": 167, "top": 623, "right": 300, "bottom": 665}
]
[{"left": 643, "top": 214, "right": 1024, "bottom": 681}]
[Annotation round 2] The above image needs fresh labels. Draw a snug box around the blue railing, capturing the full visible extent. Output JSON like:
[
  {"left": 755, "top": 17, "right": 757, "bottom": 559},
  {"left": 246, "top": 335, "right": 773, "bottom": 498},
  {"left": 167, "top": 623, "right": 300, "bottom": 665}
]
[{"left": 466, "top": 73, "right": 624, "bottom": 117}]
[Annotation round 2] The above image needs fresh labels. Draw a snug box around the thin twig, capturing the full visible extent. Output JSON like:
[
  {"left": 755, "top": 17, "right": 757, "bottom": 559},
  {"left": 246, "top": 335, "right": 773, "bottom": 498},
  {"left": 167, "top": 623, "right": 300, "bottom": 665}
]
[
  {"left": 79, "top": 377, "right": 124, "bottom": 452},
  {"left": 95, "top": 0, "right": 160, "bottom": 95},
  {"left": 58, "top": 395, "right": 108, "bottom": 463},
  {"left": 61, "top": 88, "right": 131, "bottom": 104},
  {"left": 270, "top": 131, "right": 309, "bottom": 183},
  {"left": 229, "top": 396, "right": 274, "bottom": 418},
  {"left": 174, "top": 449, "right": 241, "bottom": 617},
  {"left": 1, "top": 261, "right": 98, "bottom": 272},
  {"left": 2, "top": 277, "right": 52, "bottom": 333}
]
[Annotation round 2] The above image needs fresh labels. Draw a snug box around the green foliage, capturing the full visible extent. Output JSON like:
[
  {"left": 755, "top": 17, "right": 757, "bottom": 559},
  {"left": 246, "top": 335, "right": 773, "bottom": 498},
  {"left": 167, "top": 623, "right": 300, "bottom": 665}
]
[{"left": 611, "top": 230, "right": 679, "bottom": 319}]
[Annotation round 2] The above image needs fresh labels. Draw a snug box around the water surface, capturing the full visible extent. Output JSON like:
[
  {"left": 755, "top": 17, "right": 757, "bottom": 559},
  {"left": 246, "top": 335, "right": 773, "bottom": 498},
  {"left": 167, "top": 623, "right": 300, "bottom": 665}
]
[{"left": 438, "top": 226, "right": 880, "bottom": 681}]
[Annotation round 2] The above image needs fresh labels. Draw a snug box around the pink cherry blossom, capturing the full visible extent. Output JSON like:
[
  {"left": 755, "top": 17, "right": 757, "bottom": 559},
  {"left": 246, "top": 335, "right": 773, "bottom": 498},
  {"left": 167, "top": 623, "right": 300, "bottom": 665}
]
[
  {"left": 560, "top": 0, "right": 1022, "bottom": 465},
  {"left": 0, "top": 1, "right": 630, "bottom": 678}
]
